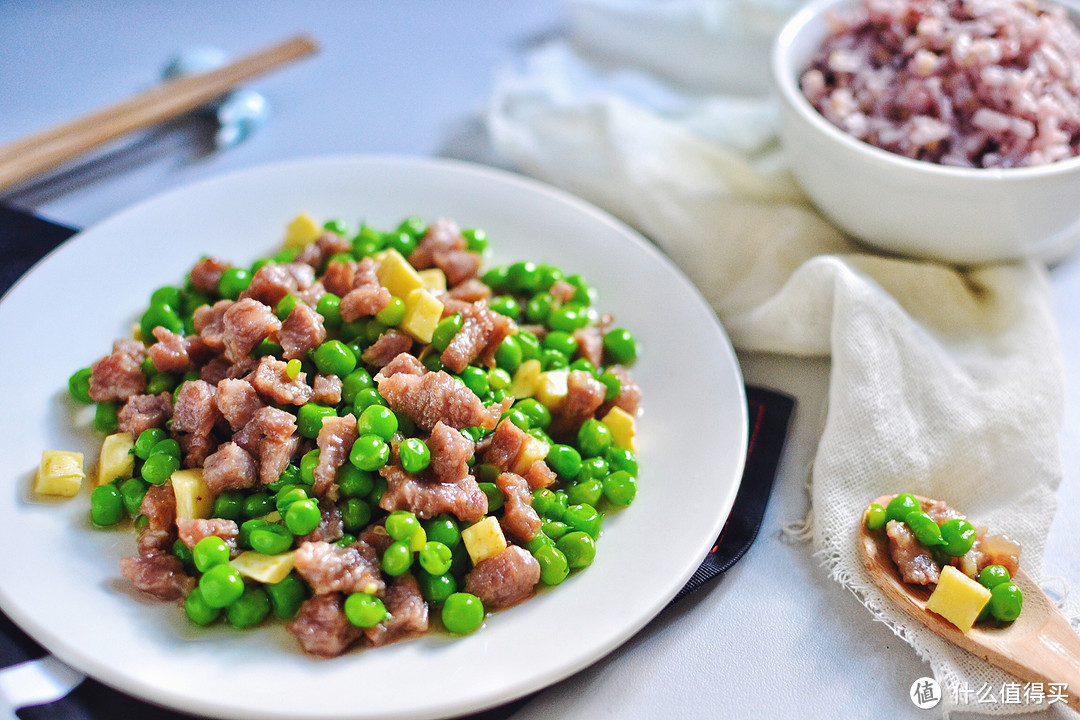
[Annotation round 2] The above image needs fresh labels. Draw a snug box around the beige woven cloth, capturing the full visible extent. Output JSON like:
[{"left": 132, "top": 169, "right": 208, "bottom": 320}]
[{"left": 485, "top": 0, "right": 1067, "bottom": 715}]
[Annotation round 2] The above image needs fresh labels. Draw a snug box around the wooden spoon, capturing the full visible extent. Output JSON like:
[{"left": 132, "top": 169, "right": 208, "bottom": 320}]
[{"left": 859, "top": 494, "right": 1080, "bottom": 709}]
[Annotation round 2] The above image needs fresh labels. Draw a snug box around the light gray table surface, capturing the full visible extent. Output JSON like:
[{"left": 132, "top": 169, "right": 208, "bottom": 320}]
[{"left": 2, "top": 2, "right": 1078, "bottom": 718}]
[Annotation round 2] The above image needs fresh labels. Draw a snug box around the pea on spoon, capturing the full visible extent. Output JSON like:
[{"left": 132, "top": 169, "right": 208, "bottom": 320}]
[{"left": 859, "top": 494, "right": 1080, "bottom": 710}]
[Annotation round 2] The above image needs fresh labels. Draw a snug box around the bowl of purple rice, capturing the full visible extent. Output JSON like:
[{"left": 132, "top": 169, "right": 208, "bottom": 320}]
[{"left": 771, "top": 0, "right": 1080, "bottom": 264}]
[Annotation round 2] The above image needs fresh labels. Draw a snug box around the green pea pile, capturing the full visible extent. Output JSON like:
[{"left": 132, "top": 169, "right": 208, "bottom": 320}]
[
  {"left": 69, "top": 215, "right": 643, "bottom": 644},
  {"left": 865, "top": 493, "right": 1023, "bottom": 624}
]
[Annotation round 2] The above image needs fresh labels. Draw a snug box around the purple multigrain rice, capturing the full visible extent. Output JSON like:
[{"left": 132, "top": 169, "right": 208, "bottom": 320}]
[{"left": 800, "top": 0, "right": 1080, "bottom": 167}]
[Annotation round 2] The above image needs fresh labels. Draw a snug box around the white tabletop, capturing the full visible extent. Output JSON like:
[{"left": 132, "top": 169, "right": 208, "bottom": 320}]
[{"left": 3, "top": 2, "right": 1078, "bottom": 718}]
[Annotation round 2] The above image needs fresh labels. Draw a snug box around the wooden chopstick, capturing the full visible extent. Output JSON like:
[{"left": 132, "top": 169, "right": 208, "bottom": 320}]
[{"left": 0, "top": 34, "right": 319, "bottom": 192}]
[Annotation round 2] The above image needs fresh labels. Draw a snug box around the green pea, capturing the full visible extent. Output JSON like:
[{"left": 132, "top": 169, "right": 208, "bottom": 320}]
[
  {"left": 266, "top": 463, "right": 301, "bottom": 492},
  {"left": 396, "top": 216, "right": 427, "bottom": 239},
  {"left": 339, "top": 498, "right": 372, "bottom": 532},
  {"left": 906, "top": 511, "right": 944, "bottom": 546},
  {"left": 344, "top": 592, "right": 388, "bottom": 628},
  {"left": 193, "top": 536, "right": 230, "bottom": 572},
  {"left": 338, "top": 465, "right": 376, "bottom": 498},
  {"left": 266, "top": 573, "right": 308, "bottom": 619},
  {"left": 213, "top": 490, "right": 244, "bottom": 520},
  {"left": 577, "top": 419, "right": 613, "bottom": 458},
  {"left": 488, "top": 367, "right": 512, "bottom": 391},
  {"left": 183, "top": 289, "right": 211, "bottom": 315},
  {"left": 479, "top": 482, "right": 504, "bottom": 512},
  {"left": 533, "top": 544, "right": 570, "bottom": 586},
  {"left": 141, "top": 452, "right": 179, "bottom": 485},
  {"left": 367, "top": 477, "right": 387, "bottom": 506},
  {"left": 481, "top": 266, "right": 510, "bottom": 290},
  {"left": 217, "top": 267, "right": 251, "bottom": 300},
  {"left": 566, "top": 478, "right": 603, "bottom": 507},
  {"left": 398, "top": 437, "right": 431, "bottom": 475},
  {"left": 442, "top": 592, "right": 485, "bottom": 634},
  {"left": 349, "top": 434, "right": 389, "bottom": 471},
  {"left": 353, "top": 388, "right": 385, "bottom": 414},
  {"left": 119, "top": 477, "right": 149, "bottom": 515},
  {"left": 547, "top": 304, "right": 586, "bottom": 333},
  {"left": 416, "top": 569, "right": 458, "bottom": 604},
  {"left": 93, "top": 402, "right": 119, "bottom": 434},
  {"left": 431, "top": 314, "right": 464, "bottom": 353},
  {"left": 239, "top": 519, "right": 269, "bottom": 549},
  {"left": 462, "top": 227, "right": 487, "bottom": 253},
  {"left": 324, "top": 218, "right": 349, "bottom": 235},
  {"left": 489, "top": 295, "right": 521, "bottom": 319},
  {"left": 297, "top": 403, "right": 336, "bottom": 440},
  {"left": 275, "top": 293, "right": 299, "bottom": 321},
  {"left": 536, "top": 264, "right": 565, "bottom": 289},
  {"left": 249, "top": 523, "right": 294, "bottom": 555},
  {"left": 939, "top": 518, "right": 977, "bottom": 557},
  {"left": 356, "top": 405, "right": 398, "bottom": 441},
  {"left": 352, "top": 225, "right": 385, "bottom": 256},
  {"left": 341, "top": 368, "right": 375, "bottom": 404},
  {"left": 386, "top": 510, "right": 422, "bottom": 542},
  {"left": 275, "top": 485, "right": 308, "bottom": 514},
  {"left": 375, "top": 296, "right": 406, "bottom": 326},
  {"left": 556, "top": 531, "right": 596, "bottom": 570},
  {"left": 977, "top": 565, "right": 1012, "bottom": 590},
  {"left": 384, "top": 231, "right": 418, "bottom": 257},
  {"left": 316, "top": 293, "right": 342, "bottom": 328},
  {"left": 285, "top": 498, "right": 322, "bottom": 535},
  {"left": 517, "top": 332, "right": 542, "bottom": 363},
  {"left": 541, "top": 520, "right": 571, "bottom": 541},
  {"left": 382, "top": 540, "right": 414, "bottom": 576},
  {"left": 226, "top": 586, "right": 271, "bottom": 628},
  {"left": 527, "top": 427, "right": 552, "bottom": 445},
  {"left": 597, "top": 371, "right": 621, "bottom": 402},
  {"left": 150, "top": 285, "right": 183, "bottom": 311},
  {"left": 474, "top": 463, "right": 500, "bottom": 484},
  {"left": 419, "top": 541, "right": 453, "bottom": 575},
  {"left": 150, "top": 438, "right": 181, "bottom": 460},
  {"left": 540, "top": 348, "right": 568, "bottom": 371},
  {"left": 494, "top": 335, "right": 523, "bottom": 373},
  {"left": 185, "top": 587, "right": 221, "bottom": 626},
  {"left": 885, "top": 493, "right": 921, "bottom": 524},
  {"left": 543, "top": 331, "right": 578, "bottom": 358},
  {"left": 524, "top": 293, "right": 554, "bottom": 324},
  {"left": 566, "top": 274, "right": 597, "bottom": 305},
  {"left": 313, "top": 340, "right": 357, "bottom": 377},
  {"left": 173, "top": 538, "right": 195, "bottom": 569},
  {"left": 459, "top": 366, "right": 489, "bottom": 397},
  {"left": 300, "top": 448, "right": 321, "bottom": 485},
  {"left": 68, "top": 367, "right": 93, "bottom": 404},
  {"left": 546, "top": 444, "right": 582, "bottom": 480},
  {"left": 563, "top": 504, "right": 603, "bottom": 538},
  {"left": 514, "top": 398, "right": 551, "bottom": 429},
  {"left": 146, "top": 372, "right": 177, "bottom": 395},
  {"left": 532, "top": 488, "right": 568, "bottom": 521},
  {"left": 569, "top": 358, "right": 597, "bottom": 375},
  {"left": 603, "top": 328, "right": 638, "bottom": 364},
  {"left": 252, "top": 338, "right": 283, "bottom": 359},
  {"left": 605, "top": 447, "right": 638, "bottom": 476},
  {"left": 525, "top": 532, "right": 555, "bottom": 553},
  {"left": 502, "top": 407, "right": 531, "bottom": 431},
  {"left": 242, "top": 492, "right": 273, "bottom": 519},
  {"left": 578, "top": 456, "right": 609, "bottom": 482},
  {"left": 90, "top": 484, "right": 124, "bottom": 526},
  {"left": 424, "top": 514, "right": 461, "bottom": 550},
  {"left": 988, "top": 582, "right": 1023, "bottom": 623},
  {"left": 139, "top": 303, "right": 182, "bottom": 343},
  {"left": 864, "top": 503, "right": 887, "bottom": 530},
  {"left": 602, "top": 470, "right": 637, "bottom": 506}
]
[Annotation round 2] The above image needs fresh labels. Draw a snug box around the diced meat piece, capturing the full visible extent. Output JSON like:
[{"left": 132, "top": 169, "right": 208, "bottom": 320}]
[
  {"left": 140, "top": 481, "right": 176, "bottom": 534},
  {"left": 284, "top": 262, "right": 317, "bottom": 290},
  {"left": 189, "top": 257, "right": 230, "bottom": 293},
  {"left": 312, "top": 374, "right": 342, "bottom": 405},
  {"left": 200, "top": 356, "right": 232, "bottom": 385},
  {"left": 202, "top": 442, "right": 258, "bottom": 494},
  {"left": 148, "top": 326, "right": 211, "bottom": 373},
  {"left": 922, "top": 499, "right": 964, "bottom": 525},
  {"left": 287, "top": 593, "right": 365, "bottom": 658},
  {"left": 608, "top": 365, "right": 641, "bottom": 416},
  {"left": 377, "top": 370, "right": 504, "bottom": 432},
  {"left": 222, "top": 298, "right": 281, "bottom": 363},
  {"left": 277, "top": 302, "right": 326, "bottom": 361},
  {"left": 137, "top": 527, "right": 174, "bottom": 556},
  {"left": 524, "top": 460, "right": 557, "bottom": 490},
  {"left": 364, "top": 574, "right": 429, "bottom": 647},
  {"left": 313, "top": 414, "right": 358, "bottom": 497},
  {"left": 234, "top": 406, "right": 300, "bottom": 485},
  {"left": 317, "top": 231, "right": 352, "bottom": 259},
  {"left": 239, "top": 264, "right": 300, "bottom": 307},
  {"left": 435, "top": 250, "right": 483, "bottom": 287},
  {"left": 886, "top": 520, "right": 941, "bottom": 585},
  {"left": 440, "top": 299, "right": 517, "bottom": 373},
  {"left": 379, "top": 464, "right": 487, "bottom": 522},
  {"left": 117, "top": 392, "right": 172, "bottom": 438},
  {"left": 293, "top": 541, "right": 385, "bottom": 596},
  {"left": 340, "top": 284, "right": 391, "bottom": 322},
  {"left": 294, "top": 243, "right": 323, "bottom": 269},
  {"left": 215, "top": 378, "right": 262, "bottom": 431},
  {"left": 496, "top": 472, "right": 541, "bottom": 543},
  {"left": 176, "top": 517, "right": 240, "bottom": 552},
  {"left": 361, "top": 330, "right": 414, "bottom": 368},
  {"left": 550, "top": 370, "right": 606, "bottom": 437},
  {"left": 464, "top": 546, "right": 540, "bottom": 609},
  {"left": 480, "top": 419, "right": 526, "bottom": 472},
  {"left": 956, "top": 530, "right": 1022, "bottom": 578},
  {"left": 178, "top": 432, "right": 217, "bottom": 468},
  {"left": 249, "top": 356, "right": 314, "bottom": 406},
  {"left": 171, "top": 380, "right": 220, "bottom": 436},
  {"left": 226, "top": 357, "right": 257, "bottom": 379},
  {"left": 301, "top": 500, "right": 345, "bottom": 544},
  {"left": 408, "top": 217, "right": 465, "bottom": 269},
  {"left": 193, "top": 299, "right": 233, "bottom": 350},
  {"left": 374, "top": 352, "right": 426, "bottom": 380},
  {"left": 427, "top": 421, "right": 474, "bottom": 484},
  {"left": 120, "top": 553, "right": 194, "bottom": 601},
  {"left": 358, "top": 522, "right": 393, "bottom": 556},
  {"left": 295, "top": 281, "right": 327, "bottom": 308},
  {"left": 444, "top": 277, "right": 491, "bottom": 303},
  {"left": 355, "top": 257, "right": 379, "bottom": 287},
  {"left": 88, "top": 339, "right": 146, "bottom": 402},
  {"left": 573, "top": 326, "right": 603, "bottom": 368},
  {"left": 322, "top": 259, "right": 356, "bottom": 297},
  {"left": 549, "top": 280, "right": 577, "bottom": 304}
]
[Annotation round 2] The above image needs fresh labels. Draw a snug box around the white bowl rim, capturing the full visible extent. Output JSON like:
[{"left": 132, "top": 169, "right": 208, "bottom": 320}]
[{"left": 771, "top": 0, "right": 1080, "bottom": 182}]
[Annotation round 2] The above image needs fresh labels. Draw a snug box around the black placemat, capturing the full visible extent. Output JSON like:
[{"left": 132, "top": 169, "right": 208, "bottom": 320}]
[{"left": 0, "top": 205, "right": 795, "bottom": 720}]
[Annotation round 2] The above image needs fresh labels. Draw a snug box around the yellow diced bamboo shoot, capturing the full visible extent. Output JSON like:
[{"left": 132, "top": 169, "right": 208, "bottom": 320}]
[
  {"left": 34, "top": 450, "right": 85, "bottom": 497},
  {"left": 926, "top": 565, "right": 992, "bottom": 633},
  {"left": 376, "top": 249, "right": 423, "bottom": 299},
  {"left": 230, "top": 551, "right": 296, "bottom": 584},
  {"left": 462, "top": 516, "right": 506, "bottom": 565},
  {"left": 172, "top": 469, "right": 213, "bottom": 520},
  {"left": 97, "top": 432, "right": 135, "bottom": 486},
  {"left": 535, "top": 370, "right": 569, "bottom": 411},
  {"left": 602, "top": 406, "right": 638, "bottom": 452},
  {"left": 417, "top": 268, "right": 448, "bottom": 295},
  {"left": 512, "top": 434, "right": 551, "bottom": 476},
  {"left": 400, "top": 288, "right": 444, "bottom": 344},
  {"left": 284, "top": 213, "right": 323, "bottom": 249},
  {"left": 510, "top": 359, "right": 542, "bottom": 399}
]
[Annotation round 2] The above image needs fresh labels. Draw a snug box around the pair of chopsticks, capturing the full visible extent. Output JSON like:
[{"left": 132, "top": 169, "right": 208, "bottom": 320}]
[{"left": 0, "top": 34, "right": 319, "bottom": 193}]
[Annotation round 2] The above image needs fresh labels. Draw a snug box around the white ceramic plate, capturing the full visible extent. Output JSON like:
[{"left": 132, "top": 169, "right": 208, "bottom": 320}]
[{"left": 0, "top": 156, "right": 747, "bottom": 720}]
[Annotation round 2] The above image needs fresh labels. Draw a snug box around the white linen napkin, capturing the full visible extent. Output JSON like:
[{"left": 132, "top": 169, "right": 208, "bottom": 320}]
[{"left": 485, "top": 0, "right": 1067, "bottom": 715}]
